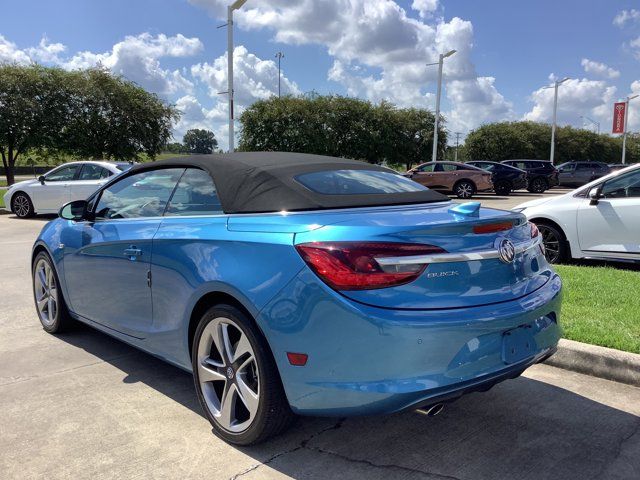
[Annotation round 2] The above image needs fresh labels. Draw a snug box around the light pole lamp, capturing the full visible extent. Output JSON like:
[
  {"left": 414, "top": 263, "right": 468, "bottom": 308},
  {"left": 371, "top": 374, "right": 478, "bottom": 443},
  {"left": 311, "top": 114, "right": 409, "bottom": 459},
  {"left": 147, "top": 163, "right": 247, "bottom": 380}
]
[
  {"left": 427, "top": 49, "right": 456, "bottom": 162},
  {"left": 546, "top": 77, "right": 570, "bottom": 165},
  {"left": 227, "top": 0, "right": 248, "bottom": 153},
  {"left": 622, "top": 94, "right": 639, "bottom": 165}
]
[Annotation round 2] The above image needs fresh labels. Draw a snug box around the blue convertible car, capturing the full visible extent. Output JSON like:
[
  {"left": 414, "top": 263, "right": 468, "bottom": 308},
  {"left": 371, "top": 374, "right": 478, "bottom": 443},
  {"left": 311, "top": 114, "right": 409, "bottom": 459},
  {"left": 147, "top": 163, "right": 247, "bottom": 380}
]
[{"left": 32, "top": 152, "right": 562, "bottom": 445}]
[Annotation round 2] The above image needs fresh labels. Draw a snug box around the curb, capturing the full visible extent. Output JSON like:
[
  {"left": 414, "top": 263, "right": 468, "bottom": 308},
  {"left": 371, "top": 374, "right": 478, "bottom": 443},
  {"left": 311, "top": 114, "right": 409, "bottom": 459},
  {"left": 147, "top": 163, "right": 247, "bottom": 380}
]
[{"left": 545, "top": 339, "right": 640, "bottom": 387}]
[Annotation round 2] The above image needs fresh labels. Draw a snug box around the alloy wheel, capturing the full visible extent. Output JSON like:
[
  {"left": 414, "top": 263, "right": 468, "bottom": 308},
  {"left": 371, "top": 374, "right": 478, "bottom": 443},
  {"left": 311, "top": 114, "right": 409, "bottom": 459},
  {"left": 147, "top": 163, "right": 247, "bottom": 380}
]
[
  {"left": 538, "top": 225, "right": 561, "bottom": 264},
  {"left": 13, "top": 194, "right": 31, "bottom": 218},
  {"left": 34, "top": 258, "right": 58, "bottom": 326},
  {"left": 196, "top": 317, "right": 260, "bottom": 433},
  {"left": 455, "top": 182, "right": 474, "bottom": 199}
]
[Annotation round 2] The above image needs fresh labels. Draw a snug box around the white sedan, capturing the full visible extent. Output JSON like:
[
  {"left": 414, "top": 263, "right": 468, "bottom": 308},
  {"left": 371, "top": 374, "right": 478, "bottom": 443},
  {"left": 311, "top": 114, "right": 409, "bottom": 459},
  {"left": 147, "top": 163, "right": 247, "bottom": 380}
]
[
  {"left": 513, "top": 164, "right": 640, "bottom": 264},
  {"left": 3, "top": 161, "right": 133, "bottom": 218}
]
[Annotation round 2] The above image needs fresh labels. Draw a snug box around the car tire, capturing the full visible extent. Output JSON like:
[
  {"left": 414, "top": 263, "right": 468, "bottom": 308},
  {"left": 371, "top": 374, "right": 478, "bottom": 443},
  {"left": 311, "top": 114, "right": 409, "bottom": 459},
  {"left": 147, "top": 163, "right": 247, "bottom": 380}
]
[
  {"left": 535, "top": 222, "right": 568, "bottom": 264},
  {"left": 32, "top": 251, "right": 73, "bottom": 333},
  {"left": 494, "top": 181, "right": 512, "bottom": 196},
  {"left": 12, "top": 192, "right": 35, "bottom": 218},
  {"left": 192, "top": 304, "right": 294, "bottom": 446},
  {"left": 453, "top": 180, "right": 476, "bottom": 199},
  {"left": 528, "top": 177, "right": 548, "bottom": 194}
]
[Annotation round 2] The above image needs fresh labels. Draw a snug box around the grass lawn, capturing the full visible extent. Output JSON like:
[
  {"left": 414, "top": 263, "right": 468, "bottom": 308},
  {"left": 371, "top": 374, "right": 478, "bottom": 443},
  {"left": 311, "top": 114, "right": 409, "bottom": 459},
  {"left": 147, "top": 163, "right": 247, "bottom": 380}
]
[
  {"left": 555, "top": 264, "right": 640, "bottom": 354},
  {"left": 0, "top": 194, "right": 4, "bottom": 209}
]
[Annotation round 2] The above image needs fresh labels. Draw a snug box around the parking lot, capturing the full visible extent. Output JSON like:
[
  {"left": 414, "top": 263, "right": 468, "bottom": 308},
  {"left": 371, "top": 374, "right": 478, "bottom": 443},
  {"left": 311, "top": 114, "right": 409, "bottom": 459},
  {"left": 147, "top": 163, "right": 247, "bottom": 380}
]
[{"left": 1, "top": 191, "right": 639, "bottom": 480}]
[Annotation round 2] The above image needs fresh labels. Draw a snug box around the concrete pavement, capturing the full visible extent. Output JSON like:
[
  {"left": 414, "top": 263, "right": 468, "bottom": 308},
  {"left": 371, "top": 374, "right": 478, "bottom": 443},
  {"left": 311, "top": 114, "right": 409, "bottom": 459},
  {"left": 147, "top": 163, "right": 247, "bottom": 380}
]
[{"left": 0, "top": 214, "right": 638, "bottom": 480}]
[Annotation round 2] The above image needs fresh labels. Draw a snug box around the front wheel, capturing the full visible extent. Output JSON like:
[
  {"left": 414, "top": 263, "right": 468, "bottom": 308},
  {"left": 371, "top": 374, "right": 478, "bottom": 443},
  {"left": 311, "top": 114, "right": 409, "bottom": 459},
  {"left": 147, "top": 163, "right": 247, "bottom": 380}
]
[
  {"left": 453, "top": 180, "right": 476, "bottom": 199},
  {"left": 192, "top": 305, "right": 293, "bottom": 445},
  {"left": 32, "top": 252, "right": 73, "bottom": 333},
  {"left": 536, "top": 223, "right": 568, "bottom": 264},
  {"left": 12, "top": 192, "right": 35, "bottom": 218}
]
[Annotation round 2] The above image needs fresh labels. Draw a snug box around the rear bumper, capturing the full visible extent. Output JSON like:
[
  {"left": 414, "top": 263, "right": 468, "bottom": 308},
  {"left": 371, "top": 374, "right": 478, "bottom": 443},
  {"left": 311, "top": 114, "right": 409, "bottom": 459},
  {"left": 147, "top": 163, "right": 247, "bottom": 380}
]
[{"left": 259, "top": 269, "right": 562, "bottom": 416}]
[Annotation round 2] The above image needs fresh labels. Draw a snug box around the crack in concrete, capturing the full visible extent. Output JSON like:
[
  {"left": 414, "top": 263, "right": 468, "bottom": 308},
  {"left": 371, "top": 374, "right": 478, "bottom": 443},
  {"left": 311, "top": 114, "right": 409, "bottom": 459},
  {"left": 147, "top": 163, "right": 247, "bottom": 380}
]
[
  {"left": 590, "top": 417, "right": 640, "bottom": 480},
  {"left": 228, "top": 418, "right": 464, "bottom": 480},
  {"left": 228, "top": 418, "right": 345, "bottom": 480},
  {"left": 307, "top": 446, "right": 464, "bottom": 480}
]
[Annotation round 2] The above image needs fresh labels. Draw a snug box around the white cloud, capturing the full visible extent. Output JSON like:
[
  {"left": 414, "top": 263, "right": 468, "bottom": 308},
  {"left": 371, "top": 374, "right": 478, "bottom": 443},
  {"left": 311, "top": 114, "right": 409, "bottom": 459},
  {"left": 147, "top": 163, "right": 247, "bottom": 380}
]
[
  {"left": 0, "top": 34, "right": 31, "bottom": 63},
  {"left": 26, "top": 37, "right": 66, "bottom": 64},
  {"left": 613, "top": 9, "right": 640, "bottom": 28},
  {"left": 627, "top": 80, "right": 640, "bottom": 132},
  {"left": 188, "top": 1, "right": 511, "bottom": 136},
  {"left": 411, "top": 0, "right": 439, "bottom": 19},
  {"left": 173, "top": 95, "right": 227, "bottom": 141},
  {"left": 581, "top": 58, "right": 620, "bottom": 79},
  {"left": 446, "top": 77, "right": 514, "bottom": 131},
  {"left": 629, "top": 36, "right": 640, "bottom": 60},
  {"left": 524, "top": 78, "right": 617, "bottom": 130},
  {"left": 191, "top": 45, "right": 300, "bottom": 107},
  {"left": 62, "top": 33, "right": 202, "bottom": 96}
]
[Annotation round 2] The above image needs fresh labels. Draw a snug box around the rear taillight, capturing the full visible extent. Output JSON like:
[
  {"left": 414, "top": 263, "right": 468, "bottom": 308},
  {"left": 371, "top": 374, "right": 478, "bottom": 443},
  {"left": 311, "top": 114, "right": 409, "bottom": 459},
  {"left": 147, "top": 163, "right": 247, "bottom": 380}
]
[
  {"left": 530, "top": 222, "right": 546, "bottom": 255},
  {"left": 295, "top": 242, "right": 445, "bottom": 290},
  {"left": 473, "top": 221, "right": 513, "bottom": 234}
]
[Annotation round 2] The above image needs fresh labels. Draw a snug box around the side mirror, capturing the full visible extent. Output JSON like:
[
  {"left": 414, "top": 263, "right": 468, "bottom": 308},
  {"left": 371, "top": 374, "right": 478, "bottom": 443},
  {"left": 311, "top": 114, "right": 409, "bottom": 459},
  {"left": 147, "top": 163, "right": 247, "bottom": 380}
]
[
  {"left": 59, "top": 200, "right": 90, "bottom": 221},
  {"left": 589, "top": 187, "right": 603, "bottom": 206},
  {"left": 38, "top": 175, "right": 45, "bottom": 185}
]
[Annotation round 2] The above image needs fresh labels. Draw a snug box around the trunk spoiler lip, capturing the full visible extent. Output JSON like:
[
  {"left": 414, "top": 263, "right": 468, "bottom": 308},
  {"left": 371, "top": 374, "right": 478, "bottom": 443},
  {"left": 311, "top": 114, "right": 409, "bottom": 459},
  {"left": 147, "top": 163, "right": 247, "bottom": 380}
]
[{"left": 376, "top": 236, "right": 542, "bottom": 266}]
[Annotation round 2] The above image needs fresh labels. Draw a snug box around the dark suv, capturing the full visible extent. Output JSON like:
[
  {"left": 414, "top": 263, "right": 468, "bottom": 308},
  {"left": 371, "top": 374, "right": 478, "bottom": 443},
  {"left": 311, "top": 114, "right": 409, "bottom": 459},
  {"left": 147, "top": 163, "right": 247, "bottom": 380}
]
[
  {"left": 556, "top": 161, "right": 611, "bottom": 187},
  {"left": 466, "top": 161, "right": 528, "bottom": 196},
  {"left": 501, "top": 160, "right": 559, "bottom": 193}
]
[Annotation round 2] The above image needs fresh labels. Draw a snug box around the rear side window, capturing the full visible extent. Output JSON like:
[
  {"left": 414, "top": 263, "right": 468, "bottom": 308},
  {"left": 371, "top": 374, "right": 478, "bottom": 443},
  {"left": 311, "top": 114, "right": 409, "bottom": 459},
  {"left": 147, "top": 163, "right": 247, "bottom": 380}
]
[
  {"left": 79, "top": 164, "right": 111, "bottom": 180},
  {"left": 165, "top": 168, "right": 223, "bottom": 216},
  {"left": 94, "top": 168, "right": 184, "bottom": 219},
  {"left": 296, "top": 170, "right": 428, "bottom": 195}
]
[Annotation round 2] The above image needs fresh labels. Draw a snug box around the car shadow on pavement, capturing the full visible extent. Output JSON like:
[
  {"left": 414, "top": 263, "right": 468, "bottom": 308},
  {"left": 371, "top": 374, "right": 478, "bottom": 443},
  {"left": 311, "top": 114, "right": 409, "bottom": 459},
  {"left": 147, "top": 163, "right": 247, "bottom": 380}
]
[{"left": 56, "top": 323, "right": 639, "bottom": 480}]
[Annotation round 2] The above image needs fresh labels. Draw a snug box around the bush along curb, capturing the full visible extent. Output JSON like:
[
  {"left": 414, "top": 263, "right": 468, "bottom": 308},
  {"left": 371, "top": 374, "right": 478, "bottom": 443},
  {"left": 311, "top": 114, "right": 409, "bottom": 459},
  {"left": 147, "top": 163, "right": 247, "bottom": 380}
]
[{"left": 545, "top": 339, "right": 640, "bottom": 387}]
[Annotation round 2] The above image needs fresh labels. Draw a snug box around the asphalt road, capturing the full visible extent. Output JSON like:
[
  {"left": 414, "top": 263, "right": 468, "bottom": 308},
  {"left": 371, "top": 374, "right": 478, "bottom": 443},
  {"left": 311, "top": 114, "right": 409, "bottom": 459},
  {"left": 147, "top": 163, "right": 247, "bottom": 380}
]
[{"left": 1, "top": 209, "right": 639, "bottom": 480}]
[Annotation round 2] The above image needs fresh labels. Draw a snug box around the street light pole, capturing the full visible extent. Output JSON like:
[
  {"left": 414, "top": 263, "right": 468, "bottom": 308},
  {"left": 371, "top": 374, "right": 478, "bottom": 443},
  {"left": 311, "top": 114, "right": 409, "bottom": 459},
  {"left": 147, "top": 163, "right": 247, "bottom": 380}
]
[
  {"left": 275, "top": 52, "right": 284, "bottom": 98},
  {"left": 428, "top": 50, "right": 456, "bottom": 162},
  {"left": 454, "top": 132, "right": 462, "bottom": 162},
  {"left": 547, "top": 77, "right": 570, "bottom": 165},
  {"left": 622, "top": 94, "right": 639, "bottom": 165},
  {"left": 226, "top": 0, "right": 248, "bottom": 153},
  {"left": 580, "top": 115, "right": 600, "bottom": 134}
]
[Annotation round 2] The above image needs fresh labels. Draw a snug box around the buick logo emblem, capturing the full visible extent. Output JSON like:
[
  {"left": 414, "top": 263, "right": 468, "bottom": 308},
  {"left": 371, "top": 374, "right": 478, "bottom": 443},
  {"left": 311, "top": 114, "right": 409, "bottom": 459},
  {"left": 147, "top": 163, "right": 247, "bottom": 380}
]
[
  {"left": 226, "top": 367, "right": 234, "bottom": 379},
  {"left": 497, "top": 238, "right": 516, "bottom": 264}
]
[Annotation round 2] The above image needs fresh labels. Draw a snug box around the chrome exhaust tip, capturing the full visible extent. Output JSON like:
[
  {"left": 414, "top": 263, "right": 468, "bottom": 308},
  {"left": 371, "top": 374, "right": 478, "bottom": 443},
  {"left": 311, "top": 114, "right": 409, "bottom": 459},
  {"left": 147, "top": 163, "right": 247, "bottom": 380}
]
[{"left": 417, "top": 403, "right": 445, "bottom": 417}]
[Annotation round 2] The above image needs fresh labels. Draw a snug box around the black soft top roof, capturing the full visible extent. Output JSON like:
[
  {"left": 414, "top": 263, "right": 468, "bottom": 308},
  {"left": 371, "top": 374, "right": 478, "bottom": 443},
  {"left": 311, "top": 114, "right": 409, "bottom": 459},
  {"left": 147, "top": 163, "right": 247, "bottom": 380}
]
[{"left": 129, "top": 152, "right": 448, "bottom": 214}]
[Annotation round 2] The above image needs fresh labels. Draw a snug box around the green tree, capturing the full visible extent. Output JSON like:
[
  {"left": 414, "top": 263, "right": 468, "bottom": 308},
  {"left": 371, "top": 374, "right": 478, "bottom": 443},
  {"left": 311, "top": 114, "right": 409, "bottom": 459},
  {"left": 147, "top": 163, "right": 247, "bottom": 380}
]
[
  {"left": 165, "top": 142, "right": 186, "bottom": 154},
  {"left": 0, "top": 65, "right": 179, "bottom": 185},
  {"left": 465, "top": 121, "right": 638, "bottom": 164},
  {"left": 183, "top": 129, "right": 218, "bottom": 154},
  {"left": 238, "top": 95, "right": 446, "bottom": 168}
]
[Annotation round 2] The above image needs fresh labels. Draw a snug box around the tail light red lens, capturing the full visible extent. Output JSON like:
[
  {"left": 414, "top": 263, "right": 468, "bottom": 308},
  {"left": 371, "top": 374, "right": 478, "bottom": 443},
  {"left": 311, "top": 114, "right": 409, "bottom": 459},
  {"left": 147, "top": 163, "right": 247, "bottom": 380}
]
[
  {"left": 473, "top": 221, "right": 513, "bottom": 234},
  {"left": 529, "top": 222, "right": 546, "bottom": 255},
  {"left": 295, "top": 242, "right": 445, "bottom": 290}
]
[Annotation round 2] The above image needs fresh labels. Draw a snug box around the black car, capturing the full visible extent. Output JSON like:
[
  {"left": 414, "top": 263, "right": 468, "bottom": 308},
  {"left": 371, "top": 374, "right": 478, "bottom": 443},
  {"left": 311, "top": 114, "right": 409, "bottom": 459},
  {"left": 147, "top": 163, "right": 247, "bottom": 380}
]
[
  {"left": 556, "top": 161, "right": 610, "bottom": 187},
  {"left": 466, "top": 161, "right": 528, "bottom": 196},
  {"left": 501, "top": 160, "right": 559, "bottom": 193}
]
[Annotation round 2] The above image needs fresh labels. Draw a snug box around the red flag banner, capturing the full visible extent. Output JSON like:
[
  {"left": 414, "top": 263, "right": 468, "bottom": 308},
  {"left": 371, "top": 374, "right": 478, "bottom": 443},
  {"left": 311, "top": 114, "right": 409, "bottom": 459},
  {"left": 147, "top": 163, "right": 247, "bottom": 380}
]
[{"left": 613, "top": 102, "right": 626, "bottom": 134}]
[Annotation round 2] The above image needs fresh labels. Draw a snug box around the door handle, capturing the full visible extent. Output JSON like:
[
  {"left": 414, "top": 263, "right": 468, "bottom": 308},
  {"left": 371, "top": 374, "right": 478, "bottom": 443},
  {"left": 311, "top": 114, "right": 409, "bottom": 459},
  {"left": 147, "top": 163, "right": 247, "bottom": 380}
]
[{"left": 123, "top": 247, "right": 142, "bottom": 260}]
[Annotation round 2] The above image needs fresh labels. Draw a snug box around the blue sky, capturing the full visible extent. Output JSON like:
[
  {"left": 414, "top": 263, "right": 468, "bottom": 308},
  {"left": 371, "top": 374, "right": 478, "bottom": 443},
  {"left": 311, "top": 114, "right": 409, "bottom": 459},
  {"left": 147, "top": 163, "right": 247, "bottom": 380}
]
[{"left": 1, "top": 0, "right": 639, "bottom": 149}]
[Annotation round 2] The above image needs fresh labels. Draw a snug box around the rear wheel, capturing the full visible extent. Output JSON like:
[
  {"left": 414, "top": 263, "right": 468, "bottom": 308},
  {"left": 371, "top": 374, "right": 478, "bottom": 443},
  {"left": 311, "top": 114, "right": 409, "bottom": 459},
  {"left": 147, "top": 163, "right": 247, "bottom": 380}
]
[
  {"left": 453, "top": 180, "right": 476, "bottom": 199},
  {"left": 494, "top": 180, "right": 512, "bottom": 196},
  {"left": 192, "top": 304, "right": 293, "bottom": 445},
  {"left": 12, "top": 192, "right": 35, "bottom": 218},
  {"left": 32, "top": 252, "right": 73, "bottom": 333},
  {"left": 528, "top": 177, "right": 548, "bottom": 193},
  {"left": 536, "top": 222, "right": 568, "bottom": 264}
]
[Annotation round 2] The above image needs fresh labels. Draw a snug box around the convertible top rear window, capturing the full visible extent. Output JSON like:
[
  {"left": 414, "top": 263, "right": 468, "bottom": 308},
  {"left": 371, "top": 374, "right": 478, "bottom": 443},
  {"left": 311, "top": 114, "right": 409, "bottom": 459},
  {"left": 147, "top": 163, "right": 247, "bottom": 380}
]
[{"left": 295, "top": 170, "right": 427, "bottom": 195}]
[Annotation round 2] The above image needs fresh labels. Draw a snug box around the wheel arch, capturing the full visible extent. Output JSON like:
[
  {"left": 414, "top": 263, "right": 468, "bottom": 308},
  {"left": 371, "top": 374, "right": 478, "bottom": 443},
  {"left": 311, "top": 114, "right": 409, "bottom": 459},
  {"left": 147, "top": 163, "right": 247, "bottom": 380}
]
[
  {"left": 528, "top": 216, "right": 573, "bottom": 258},
  {"left": 453, "top": 178, "right": 477, "bottom": 191},
  {"left": 9, "top": 190, "right": 31, "bottom": 214},
  {"left": 187, "top": 290, "right": 266, "bottom": 361}
]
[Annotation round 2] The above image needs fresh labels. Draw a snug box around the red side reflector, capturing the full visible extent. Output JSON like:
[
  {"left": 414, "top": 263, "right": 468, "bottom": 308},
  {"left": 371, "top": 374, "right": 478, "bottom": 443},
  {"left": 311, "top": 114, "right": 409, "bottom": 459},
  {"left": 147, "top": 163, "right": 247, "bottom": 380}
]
[
  {"left": 287, "top": 352, "right": 308, "bottom": 366},
  {"left": 473, "top": 222, "right": 513, "bottom": 234}
]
